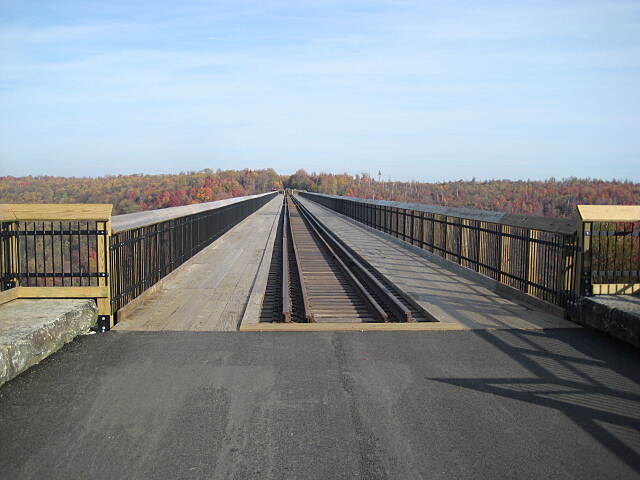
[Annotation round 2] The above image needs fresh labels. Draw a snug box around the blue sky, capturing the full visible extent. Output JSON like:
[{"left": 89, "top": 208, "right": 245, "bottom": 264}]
[{"left": 0, "top": 0, "right": 638, "bottom": 181}]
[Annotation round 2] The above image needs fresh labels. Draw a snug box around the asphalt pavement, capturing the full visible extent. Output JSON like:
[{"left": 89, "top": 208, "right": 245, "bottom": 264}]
[{"left": 1, "top": 328, "right": 639, "bottom": 479}]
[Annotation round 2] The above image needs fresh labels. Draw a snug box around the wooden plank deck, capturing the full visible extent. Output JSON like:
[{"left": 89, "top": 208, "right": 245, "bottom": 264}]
[
  {"left": 113, "top": 195, "right": 282, "bottom": 331},
  {"left": 297, "top": 195, "right": 579, "bottom": 330}
]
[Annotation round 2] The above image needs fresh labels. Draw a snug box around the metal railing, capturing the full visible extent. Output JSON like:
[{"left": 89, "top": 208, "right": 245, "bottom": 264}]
[
  {"left": 576, "top": 206, "right": 640, "bottom": 296},
  {"left": 109, "top": 193, "right": 277, "bottom": 316},
  {"left": 1, "top": 193, "right": 277, "bottom": 329},
  {"left": 1, "top": 220, "right": 110, "bottom": 289},
  {"left": 300, "top": 192, "right": 579, "bottom": 308},
  {"left": 0, "top": 204, "right": 113, "bottom": 329},
  {"left": 2, "top": 192, "right": 636, "bottom": 327}
]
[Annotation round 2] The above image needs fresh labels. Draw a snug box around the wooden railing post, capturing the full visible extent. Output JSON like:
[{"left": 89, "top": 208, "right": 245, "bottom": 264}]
[
  {"left": 500, "top": 225, "right": 511, "bottom": 285},
  {"left": 574, "top": 216, "right": 590, "bottom": 297},
  {"left": 0, "top": 220, "right": 20, "bottom": 293},
  {"left": 96, "top": 216, "right": 113, "bottom": 328},
  {"left": 527, "top": 229, "right": 538, "bottom": 295}
]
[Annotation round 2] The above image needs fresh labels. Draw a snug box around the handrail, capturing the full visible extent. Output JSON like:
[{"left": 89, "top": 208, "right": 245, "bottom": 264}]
[
  {"left": 300, "top": 191, "right": 640, "bottom": 309},
  {"left": 300, "top": 191, "right": 578, "bottom": 310},
  {"left": 0, "top": 192, "right": 278, "bottom": 330},
  {"left": 576, "top": 205, "right": 639, "bottom": 296},
  {"left": 303, "top": 192, "right": 576, "bottom": 235},
  {"left": 0, "top": 203, "right": 113, "bottom": 222},
  {"left": 0, "top": 203, "right": 113, "bottom": 330},
  {"left": 109, "top": 192, "right": 278, "bottom": 319},
  {"left": 112, "top": 192, "right": 274, "bottom": 233}
]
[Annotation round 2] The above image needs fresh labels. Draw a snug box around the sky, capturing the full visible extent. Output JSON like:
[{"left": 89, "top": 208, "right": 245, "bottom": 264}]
[{"left": 0, "top": 0, "right": 639, "bottom": 181}]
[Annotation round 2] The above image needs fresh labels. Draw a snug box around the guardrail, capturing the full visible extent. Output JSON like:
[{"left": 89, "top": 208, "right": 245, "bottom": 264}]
[
  {"left": 300, "top": 192, "right": 640, "bottom": 310},
  {"left": 1, "top": 192, "right": 277, "bottom": 330},
  {"left": 576, "top": 205, "right": 639, "bottom": 296},
  {"left": 2, "top": 192, "right": 635, "bottom": 325},
  {"left": 110, "top": 192, "right": 276, "bottom": 317},
  {"left": 0, "top": 204, "right": 113, "bottom": 328}
]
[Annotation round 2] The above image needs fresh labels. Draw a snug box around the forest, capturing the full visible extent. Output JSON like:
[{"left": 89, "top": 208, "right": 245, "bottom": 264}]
[{"left": 1, "top": 168, "right": 638, "bottom": 218}]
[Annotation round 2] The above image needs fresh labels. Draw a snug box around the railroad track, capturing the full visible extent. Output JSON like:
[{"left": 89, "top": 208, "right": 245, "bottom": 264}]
[{"left": 262, "top": 193, "right": 429, "bottom": 323}]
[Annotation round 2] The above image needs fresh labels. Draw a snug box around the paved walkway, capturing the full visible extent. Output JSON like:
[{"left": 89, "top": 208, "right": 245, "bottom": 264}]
[
  {"left": 1, "top": 328, "right": 638, "bottom": 479},
  {"left": 114, "top": 195, "right": 282, "bottom": 332},
  {"left": 298, "top": 195, "right": 578, "bottom": 330}
]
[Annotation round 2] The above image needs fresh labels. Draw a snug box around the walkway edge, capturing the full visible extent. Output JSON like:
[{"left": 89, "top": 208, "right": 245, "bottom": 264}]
[
  {"left": 240, "top": 321, "right": 465, "bottom": 331},
  {"left": 116, "top": 196, "right": 281, "bottom": 326},
  {"left": 239, "top": 197, "right": 282, "bottom": 328}
]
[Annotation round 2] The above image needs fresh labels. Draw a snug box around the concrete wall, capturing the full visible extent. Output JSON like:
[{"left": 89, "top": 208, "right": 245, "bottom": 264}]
[
  {"left": 569, "top": 295, "right": 640, "bottom": 347},
  {"left": 0, "top": 299, "right": 97, "bottom": 387}
]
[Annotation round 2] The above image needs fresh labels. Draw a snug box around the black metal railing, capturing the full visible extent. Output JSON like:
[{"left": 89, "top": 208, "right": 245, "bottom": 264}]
[
  {"left": 300, "top": 192, "right": 578, "bottom": 308},
  {"left": 580, "top": 220, "right": 639, "bottom": 295},
  {"left": 109, "top": 193, "right": 277, "bottom": 315},
  {"left": 1, "top": 221, "right": 109, "bottom": 290}
]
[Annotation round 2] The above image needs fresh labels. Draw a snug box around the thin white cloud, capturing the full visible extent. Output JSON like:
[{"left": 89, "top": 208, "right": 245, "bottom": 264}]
[
  {"left": 0, "top": 23, "right": 131, "bottom": 44},
  {"left": 0, "top": 0, "right": 638, "bottom": 179}
]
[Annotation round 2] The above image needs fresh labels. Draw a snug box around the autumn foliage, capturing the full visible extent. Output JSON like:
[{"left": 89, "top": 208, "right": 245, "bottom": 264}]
[
  {"left": 285, "top": 170, "right": 640, "bottom": 218},
  {"left": 1, "top": 169, "right": 282, "bottom": 214},
  {"left": 1, "top": 168, "right": 638, "bottom": 218}
]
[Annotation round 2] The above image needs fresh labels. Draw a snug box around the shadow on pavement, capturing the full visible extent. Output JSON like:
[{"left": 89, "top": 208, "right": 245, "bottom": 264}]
[{"left": 430, "top": 329, "right": 640, "bottom": 473}]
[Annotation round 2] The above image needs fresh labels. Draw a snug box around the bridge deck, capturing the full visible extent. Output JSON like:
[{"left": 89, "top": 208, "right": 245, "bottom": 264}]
[
  {"left": 297, "top": 195, "right": 577, "bottom": 330},
  {"left": 113, "top": 195, "right": 282, "bottom": 331},
  {"left": 1, "top": 329, "right": 638, "bottom": 479}
]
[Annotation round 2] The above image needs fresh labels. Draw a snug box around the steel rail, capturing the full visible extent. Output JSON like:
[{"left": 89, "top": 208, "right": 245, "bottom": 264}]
[
  {"left": 293, "top": 196, "right": 414, "bottom": 322},
  {"left": 291, "top": 198, "right": 388, "bottom": 323},
  {"left": 286, "top": 195, "right": 314, "bottom": 322},
  {"left": 281, "top": 196, "right": 291, "bottom": 322}
]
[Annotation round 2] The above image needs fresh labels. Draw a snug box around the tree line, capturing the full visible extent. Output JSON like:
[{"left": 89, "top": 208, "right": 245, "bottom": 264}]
[
  {"left": 1, "top": 168, "right": 638, "bottom": 218},
  {"left": 284, "top": 170, "right": 639, "bottom": 218},
  {"left": 1, "top": 169, "right": 282, "bottom": 214}
]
